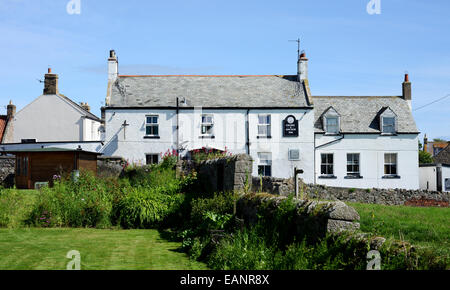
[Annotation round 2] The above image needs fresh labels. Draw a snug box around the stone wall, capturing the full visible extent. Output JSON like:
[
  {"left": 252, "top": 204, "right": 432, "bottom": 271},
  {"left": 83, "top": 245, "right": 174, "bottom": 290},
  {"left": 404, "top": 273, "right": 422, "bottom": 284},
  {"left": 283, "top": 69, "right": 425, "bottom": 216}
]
[
  {"left": 252, "top": 176, "right": 450, "bottom": 207},
  {"left": 97, "top": 156, "right": 127, "bottom": 178},
  {"left": 236, "top": 193, "right": 360, "bottom": 236},
  {"left": 0, "top": 156, "right": 15, "bottom": 188},
  {"left": 177, "top": 154, "right": 253, "bottom": 193}
]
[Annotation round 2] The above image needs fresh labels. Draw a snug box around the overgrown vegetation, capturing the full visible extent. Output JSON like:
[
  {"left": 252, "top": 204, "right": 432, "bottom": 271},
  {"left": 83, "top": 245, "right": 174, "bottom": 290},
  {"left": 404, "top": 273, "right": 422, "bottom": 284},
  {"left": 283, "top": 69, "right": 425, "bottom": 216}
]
[{"left": 1, "top": 156, "right": 448, "bottom": 270}]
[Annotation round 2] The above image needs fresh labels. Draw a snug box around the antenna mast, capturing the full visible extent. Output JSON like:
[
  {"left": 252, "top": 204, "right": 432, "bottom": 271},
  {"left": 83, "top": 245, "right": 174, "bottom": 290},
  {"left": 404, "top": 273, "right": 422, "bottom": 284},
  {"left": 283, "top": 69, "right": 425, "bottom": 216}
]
[{"left": 289, "top": 38, "right": 301, "bottom": 58}]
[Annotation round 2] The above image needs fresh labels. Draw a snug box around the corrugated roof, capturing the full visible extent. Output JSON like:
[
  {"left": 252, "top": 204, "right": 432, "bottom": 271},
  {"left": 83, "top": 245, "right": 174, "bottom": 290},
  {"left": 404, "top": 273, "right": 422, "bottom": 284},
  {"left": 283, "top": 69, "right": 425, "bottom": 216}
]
[
  {"left": 313, "top": 96, "right": 419, "bottom": 134},
  {"left": 109, "top": 75, "right": 310, "bottom": 108}
]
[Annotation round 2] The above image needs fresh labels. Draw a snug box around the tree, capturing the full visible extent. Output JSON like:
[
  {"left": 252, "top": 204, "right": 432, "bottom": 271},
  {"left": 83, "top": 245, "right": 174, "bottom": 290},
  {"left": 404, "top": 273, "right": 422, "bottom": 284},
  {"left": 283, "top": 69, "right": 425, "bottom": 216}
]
[
  {"left": 418, "top": 140, "right": 434, "bottom": 164},
  {"left": 433, "top": 138, "right": 447, "bottom": 143}
]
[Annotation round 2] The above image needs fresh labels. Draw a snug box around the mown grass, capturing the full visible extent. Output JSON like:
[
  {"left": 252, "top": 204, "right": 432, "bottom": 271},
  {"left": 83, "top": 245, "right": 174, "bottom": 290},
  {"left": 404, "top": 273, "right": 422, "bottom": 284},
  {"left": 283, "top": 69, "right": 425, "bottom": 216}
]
[
  {"left": 349, "top": 202, "right": 450, "bottom": 258},
  {"left": 0, "top": 228, "right": 207, "bottom": 270}
]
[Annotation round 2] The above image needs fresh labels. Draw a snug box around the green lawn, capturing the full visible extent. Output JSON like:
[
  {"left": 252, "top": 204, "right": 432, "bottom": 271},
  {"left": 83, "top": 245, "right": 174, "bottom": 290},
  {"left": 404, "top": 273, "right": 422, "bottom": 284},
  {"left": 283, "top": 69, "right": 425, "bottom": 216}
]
[
  {"left": 0, "top": 228, "right": 207, "bottom": 270},
  {"left": 349, "top": 202, "right": 450, "bottom": 257}
]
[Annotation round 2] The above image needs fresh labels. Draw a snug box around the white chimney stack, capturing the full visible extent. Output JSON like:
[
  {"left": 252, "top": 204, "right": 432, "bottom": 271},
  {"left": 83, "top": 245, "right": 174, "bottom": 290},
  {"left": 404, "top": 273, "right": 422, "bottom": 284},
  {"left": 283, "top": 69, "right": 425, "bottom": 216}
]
[
  {"left": 108, "top": 50, "right": 118, "bottom": 82},
  {"left": 297, "top": 51, "right": 308, "bottom": 81}
]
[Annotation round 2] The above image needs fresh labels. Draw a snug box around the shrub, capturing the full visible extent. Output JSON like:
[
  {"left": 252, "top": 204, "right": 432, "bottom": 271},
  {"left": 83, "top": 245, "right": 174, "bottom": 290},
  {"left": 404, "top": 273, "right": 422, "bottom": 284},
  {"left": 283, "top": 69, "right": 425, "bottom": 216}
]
[
  {"left": 115, "top": 187, "right": 184, "bottom": 229},
  {"left": 27, "top": 171, "right": 115, "bottom": 228},
  {"left": 190, "top": 192, "right": 237, "bottom": 225}
]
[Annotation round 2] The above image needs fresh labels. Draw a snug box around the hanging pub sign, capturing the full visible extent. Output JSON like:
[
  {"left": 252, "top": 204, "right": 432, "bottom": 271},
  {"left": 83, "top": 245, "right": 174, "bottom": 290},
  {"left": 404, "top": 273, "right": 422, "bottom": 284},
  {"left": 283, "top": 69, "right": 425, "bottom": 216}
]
[{"left": 283, "top": 115, "right": 299, "bottom": 137}]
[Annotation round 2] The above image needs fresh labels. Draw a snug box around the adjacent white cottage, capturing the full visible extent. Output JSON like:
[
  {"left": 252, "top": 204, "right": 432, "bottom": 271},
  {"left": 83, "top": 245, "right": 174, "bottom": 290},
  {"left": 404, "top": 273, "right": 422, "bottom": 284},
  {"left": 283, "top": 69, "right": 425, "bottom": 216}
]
[
  {"left": 103, "top": 50, "right": 420, "bottom": 189},
  {"left": 2, "top": 69, "right": 103, "bottom": 144}
]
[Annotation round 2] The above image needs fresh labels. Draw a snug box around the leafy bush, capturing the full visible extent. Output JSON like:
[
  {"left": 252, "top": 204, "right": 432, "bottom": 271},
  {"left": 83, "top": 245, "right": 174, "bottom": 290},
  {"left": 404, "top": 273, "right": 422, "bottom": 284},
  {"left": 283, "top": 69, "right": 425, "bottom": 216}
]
[
  {"left": 27, "top": 171, "right": 117, "bottom": 228},
  {"left": 115, "top": 187, "right": 184, "bottom": 229},
  {"left": 190, "top": 192, "right": 236, "bottom": 225}
]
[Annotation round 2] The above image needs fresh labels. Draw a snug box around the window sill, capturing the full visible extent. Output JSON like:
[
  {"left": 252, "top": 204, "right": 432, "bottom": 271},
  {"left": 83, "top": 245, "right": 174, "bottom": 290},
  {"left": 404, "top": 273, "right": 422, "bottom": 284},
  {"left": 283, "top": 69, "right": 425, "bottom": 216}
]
[
  {"left": 144, "top": 136, "right": 161, "bottom": 139},
  {"left": 199, "top": 136, "right": 215, "bottom": 139},
  {"left": 344, "top": 175, "right": 363, "bottom": 179},
  {"left": 318, "top": 175, "right": 337, "bottom": 179},
  {"left": 324, "top": 133, "right": 341, "bottom": 136},
  {"left": 257, "top": 136, "right": 272, "bottom": 139},
  {"left": 382, "top": 175, "right": 401, "bottom": 179}
]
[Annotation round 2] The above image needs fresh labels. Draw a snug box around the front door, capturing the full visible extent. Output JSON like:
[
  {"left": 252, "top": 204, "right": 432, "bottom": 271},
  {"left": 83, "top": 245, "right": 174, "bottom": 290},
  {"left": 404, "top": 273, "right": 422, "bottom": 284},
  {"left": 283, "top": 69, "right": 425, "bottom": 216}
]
[{"left": 15, "top": 154, "right": 31, "bottom": 189}]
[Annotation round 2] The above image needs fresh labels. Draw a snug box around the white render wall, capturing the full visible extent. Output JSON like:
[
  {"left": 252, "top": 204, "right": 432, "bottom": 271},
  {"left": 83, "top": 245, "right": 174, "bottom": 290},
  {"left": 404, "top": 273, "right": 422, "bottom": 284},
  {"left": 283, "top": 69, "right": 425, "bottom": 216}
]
[
  {"left": 103, "top": 108, "right": 315, "bottom": 183},
  {"left": 419, "top": 166, "right": 437, "bottom": 191},
  {"left": 7, "top": 94, "right": 102, "bottom": 143},
  {"left": 315, "top": 134, "right": 419, "bottom": 190},
  {"left": 441, "top": 166, "right": 450, "bottom": 192}
]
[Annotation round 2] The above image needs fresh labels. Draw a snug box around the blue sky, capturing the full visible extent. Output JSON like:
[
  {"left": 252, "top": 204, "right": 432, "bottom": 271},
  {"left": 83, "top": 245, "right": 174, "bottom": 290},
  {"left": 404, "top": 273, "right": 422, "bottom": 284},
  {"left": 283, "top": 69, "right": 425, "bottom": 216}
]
[{"left": 0, "top": 0, "right": 449, "bottom": 140}]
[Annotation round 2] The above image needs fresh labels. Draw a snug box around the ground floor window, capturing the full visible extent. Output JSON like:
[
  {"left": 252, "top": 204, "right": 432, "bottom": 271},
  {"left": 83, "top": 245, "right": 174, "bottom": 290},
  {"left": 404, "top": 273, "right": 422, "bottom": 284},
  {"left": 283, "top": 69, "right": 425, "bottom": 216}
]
[
  {"left": 320, "top": 153, "right": 334, "bottom": 176},
  {"left": 347, "top": 153, "right": 360, "bottom": 177},
  {"left": 146, "top": 154, "right": 159, "bottom": 165},
  {"left": 258, "top": 152, "right": 272, "bottom": 177},
  {"left": 384, "top": 153, "right": 397, "bottom": 175}
]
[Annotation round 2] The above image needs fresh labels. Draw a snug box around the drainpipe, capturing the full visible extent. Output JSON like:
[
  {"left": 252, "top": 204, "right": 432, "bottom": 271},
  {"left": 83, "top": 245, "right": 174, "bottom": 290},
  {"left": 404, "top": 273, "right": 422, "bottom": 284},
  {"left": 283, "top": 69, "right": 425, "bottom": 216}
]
[
  {"left": 176, "top": 97, "right": 180, "bottom": 161},
  {"left": 245, "top": 109, "right": 250, "bottom": 155}
]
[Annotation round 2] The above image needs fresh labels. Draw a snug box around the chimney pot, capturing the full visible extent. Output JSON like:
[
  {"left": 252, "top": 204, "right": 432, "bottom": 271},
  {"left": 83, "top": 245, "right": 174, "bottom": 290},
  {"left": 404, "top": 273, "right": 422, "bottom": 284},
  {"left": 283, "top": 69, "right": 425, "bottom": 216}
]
[{"left": 405, "top": 73, "right": 409, "bottom": 82}]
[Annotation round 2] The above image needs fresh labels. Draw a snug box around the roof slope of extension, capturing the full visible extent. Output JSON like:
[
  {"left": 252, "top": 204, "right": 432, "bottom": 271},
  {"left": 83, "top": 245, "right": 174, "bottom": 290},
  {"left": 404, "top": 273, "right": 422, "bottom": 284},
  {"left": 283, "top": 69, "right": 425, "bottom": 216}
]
[
  {"left": 433, "top": 143, "right": 450, "bottom": 164},
  {"left": 109, "top": 75, "right": 311, "bottom": 108},
  {"left": 57, "top": 94, "right": 101, "bottom": 121},
  {"left": 313, "top": 96, "right": 419, "bottom": 134},
  {"left": 0, "top": 116, "right": 7, "bottom": 142}
]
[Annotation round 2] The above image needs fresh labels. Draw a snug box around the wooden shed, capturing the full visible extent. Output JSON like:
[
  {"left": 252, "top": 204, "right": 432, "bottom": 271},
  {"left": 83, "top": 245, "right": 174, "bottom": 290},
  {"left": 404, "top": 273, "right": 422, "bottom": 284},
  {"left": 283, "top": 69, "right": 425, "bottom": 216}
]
[{"left": 6, "top": 148, "right": 101, "bottom": 189}]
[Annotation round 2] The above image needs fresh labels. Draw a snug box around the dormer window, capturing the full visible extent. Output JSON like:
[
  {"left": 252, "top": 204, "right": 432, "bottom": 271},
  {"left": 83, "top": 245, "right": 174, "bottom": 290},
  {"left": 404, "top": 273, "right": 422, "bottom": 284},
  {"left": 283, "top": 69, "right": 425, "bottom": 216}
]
[
  {"left": 326, "top": 117, "right": 339, "bottom": 134},
  {"left": 382, "top": 117, "right": 396, "bottom": 134},
  {"left": 380, "top": 107, "right": 397, "bottom": 135},
  {"left": 322, "top": 107, "right": 340, "bottom": 135}
]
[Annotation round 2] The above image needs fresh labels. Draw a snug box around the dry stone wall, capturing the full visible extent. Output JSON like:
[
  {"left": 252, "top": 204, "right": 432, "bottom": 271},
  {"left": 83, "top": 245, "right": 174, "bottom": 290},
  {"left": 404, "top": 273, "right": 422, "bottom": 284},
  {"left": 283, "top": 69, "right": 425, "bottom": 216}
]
[
  {"left": 0, "top": 156, "right": 15, "bottom": 188},
  {"left": 252, "top": 176, "right": 450, "bottom": 207}
]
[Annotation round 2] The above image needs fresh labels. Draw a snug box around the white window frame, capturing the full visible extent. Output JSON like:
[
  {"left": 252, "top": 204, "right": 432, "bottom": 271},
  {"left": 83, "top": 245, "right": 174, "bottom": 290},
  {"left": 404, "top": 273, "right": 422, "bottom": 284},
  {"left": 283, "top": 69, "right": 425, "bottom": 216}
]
[
  {"left": 257, "top": 115, "right": 271, "bottom": 137},
  {"left": 200, "top": 114, "right": 214, "bottom": 137},
  {"left": 384, "top": 153, "right": 398, "bottom": 176},
  {"left": 258, "top": 152, "right": 272, "bottom": 177},
  {"left": 325, "top": 116, "right": 340, "bottom": 134},
  {"left": 347, "top": 153, "right": 360, "bottom": 177},
  {"left": 145, "top": 115, "right": 159, "bottom": 137},
  {"left": 320, "top": 153, "right": 334, "bottom": 176}
]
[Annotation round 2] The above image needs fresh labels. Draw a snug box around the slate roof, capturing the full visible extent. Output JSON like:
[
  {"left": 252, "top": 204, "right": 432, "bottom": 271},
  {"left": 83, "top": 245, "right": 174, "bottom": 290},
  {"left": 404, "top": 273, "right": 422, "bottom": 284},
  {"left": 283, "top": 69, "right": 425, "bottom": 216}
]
[
  {"left": 433, "top": 144, "right": 450, "bottom": 164},
  {"left": 109, "top": 75, "right": 311, "bottom": 108},
  {"left": 313, "top": 96, "right": 419, "bottom": 134},
  {"left": 58, "top": 94, "right": 101, "bottom": 121}
]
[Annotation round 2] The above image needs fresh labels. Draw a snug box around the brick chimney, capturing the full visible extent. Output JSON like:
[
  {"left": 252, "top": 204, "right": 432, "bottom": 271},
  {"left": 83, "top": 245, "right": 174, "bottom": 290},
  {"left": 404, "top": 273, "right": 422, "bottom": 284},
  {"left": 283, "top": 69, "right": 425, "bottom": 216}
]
[
  {"left": 43, "top": 68, "right": 59, "bottom": 95},
  {"left": 402, "top": 73, "right": 412, "bottom": 110},
  {"left": 6, "top": 100, "right": 16, "bottom": 120},
  {"left": 80, "top": 102, "right": 91, "bottom": 112},
  {"left": 297, "top": 51, "right": 308, "bottom": 81},
  {"left": 424, "top": 134, "right": 428, "bottom": 153}
]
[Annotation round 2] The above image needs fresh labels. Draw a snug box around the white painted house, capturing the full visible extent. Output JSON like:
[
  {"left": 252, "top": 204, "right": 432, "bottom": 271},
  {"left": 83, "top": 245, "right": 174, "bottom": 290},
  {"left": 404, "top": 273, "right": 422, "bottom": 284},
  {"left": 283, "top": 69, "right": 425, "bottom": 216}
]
[
  {"left": 0, "top": 69, "right": 104, "bottom": 156},
  {"left": 103, "top": 50, "right": 315, "bottom": 182},
  {"left": 103, "top": 50, "right": 420, "bottom": 189},
  {"left": 1, "top": 69, "right": 103, "bottom": 146}
]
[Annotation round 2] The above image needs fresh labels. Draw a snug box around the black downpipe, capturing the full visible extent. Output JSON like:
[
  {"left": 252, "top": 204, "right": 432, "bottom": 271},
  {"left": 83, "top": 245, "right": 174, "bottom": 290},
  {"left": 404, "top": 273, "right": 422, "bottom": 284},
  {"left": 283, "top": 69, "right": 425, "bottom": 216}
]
[{"left": 246, "top": 109, "right": 250, "bottom": 155}]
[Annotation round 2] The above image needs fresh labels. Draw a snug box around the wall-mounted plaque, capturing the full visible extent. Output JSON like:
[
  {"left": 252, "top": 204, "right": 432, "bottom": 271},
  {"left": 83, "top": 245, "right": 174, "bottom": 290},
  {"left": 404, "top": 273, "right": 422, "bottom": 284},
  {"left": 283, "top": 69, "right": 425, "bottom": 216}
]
[{"left": 283, "top": 115, "right": 299, "bottom": 137}]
